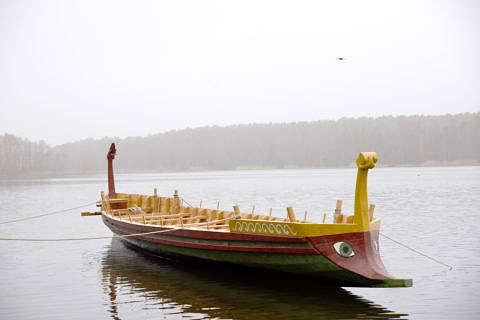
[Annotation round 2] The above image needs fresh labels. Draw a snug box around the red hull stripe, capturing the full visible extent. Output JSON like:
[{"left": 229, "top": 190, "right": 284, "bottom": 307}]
[
  {"left": 103, "top": 215, "right": 308, "bottom": 242},
  {"left": 105, "top": 218, "right": 317, "bottom": 254}
]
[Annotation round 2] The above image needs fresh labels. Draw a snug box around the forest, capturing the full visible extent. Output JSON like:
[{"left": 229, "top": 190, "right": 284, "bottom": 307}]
[{"left": 1, "top": 113, "right": 479, "bottom": 178}]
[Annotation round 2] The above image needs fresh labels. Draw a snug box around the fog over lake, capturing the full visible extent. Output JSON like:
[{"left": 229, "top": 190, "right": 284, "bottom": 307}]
[{"left": 1, "top": 113, "right": 479, "bottom": 179}]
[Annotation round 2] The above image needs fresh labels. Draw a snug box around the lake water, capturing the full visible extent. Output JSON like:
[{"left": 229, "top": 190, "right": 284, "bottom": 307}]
[{"left": 0, "top": 166, "right": 479, "bottom": 319}]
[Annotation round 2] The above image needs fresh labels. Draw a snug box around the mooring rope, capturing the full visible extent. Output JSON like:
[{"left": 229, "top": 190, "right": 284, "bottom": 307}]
[
  {"left": 0, "top": 216, "right": 234, "bottom": 241},
  {"left": 0, "top": 201, "right": 455, "bottom": 271},
  {"left": 0, "top": 202, "right": 98, "bottom": 225},
  {"left": 380, "top": 232, "right": 453, "bottom": 270},
  {"left": 0, "top": 197, "right": 198, "bottom": 224}
]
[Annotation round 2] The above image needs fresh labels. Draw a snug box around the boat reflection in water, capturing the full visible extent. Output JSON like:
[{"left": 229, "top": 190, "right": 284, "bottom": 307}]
[{"left": 101, "top": 239, "right": 408, "bottom": 320}]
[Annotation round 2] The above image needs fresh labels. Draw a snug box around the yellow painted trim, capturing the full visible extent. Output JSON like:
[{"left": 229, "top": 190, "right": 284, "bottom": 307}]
[{"left": 228, "top": 218, "right": 381, "bottom": 237}]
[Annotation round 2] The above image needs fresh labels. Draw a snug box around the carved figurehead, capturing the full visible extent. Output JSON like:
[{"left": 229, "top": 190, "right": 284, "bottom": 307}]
[
  {"left": 354, "top": 152, "right": 378, "bottom": 228},
  {"left": 107, "top": 143, "right": 117, "bottom": 198}
]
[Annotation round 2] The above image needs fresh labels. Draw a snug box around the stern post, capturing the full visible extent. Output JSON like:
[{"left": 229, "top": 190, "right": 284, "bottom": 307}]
[
  {"left": 107, "top": 143, "right": 117, "bottom": 199},
  {"left": 354, "top": 152, "right": 378, "bottom": 229}
]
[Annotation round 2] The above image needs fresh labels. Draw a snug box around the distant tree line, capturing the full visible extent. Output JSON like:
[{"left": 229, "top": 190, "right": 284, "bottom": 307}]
[{"left": 1, "top": 113, "right": 479, "bottom": 178}]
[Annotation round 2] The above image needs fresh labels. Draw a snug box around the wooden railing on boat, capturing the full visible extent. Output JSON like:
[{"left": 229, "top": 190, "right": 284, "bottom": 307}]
[
  {"left": 99, "top": 189, "right": 375, "bottom": 233},
  {"left": 99, "top": 189, "right": 302, "bottom": 231}
]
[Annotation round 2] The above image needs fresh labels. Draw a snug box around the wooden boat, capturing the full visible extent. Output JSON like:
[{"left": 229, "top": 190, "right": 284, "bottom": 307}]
[{"left": 99, "top": 143, "right": 412, "bottom": 287}]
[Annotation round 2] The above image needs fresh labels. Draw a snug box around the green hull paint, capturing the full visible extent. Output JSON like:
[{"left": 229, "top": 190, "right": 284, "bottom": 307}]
[{"left": 121, "top": 236, "right": 412, "bottom": 288}]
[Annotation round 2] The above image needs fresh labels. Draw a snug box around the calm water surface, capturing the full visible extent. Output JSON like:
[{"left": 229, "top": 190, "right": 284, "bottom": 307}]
[{"left": 0, "top": 167, "right": 479, "bottom": 319}]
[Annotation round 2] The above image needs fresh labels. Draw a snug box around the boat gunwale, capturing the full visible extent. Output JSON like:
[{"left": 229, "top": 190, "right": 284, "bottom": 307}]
[
  {"left": 102, "top": 212, "right": 311, "bottom": 243},
  {"left": 103, "top": 214, "right": 319, "bottom": 254}
]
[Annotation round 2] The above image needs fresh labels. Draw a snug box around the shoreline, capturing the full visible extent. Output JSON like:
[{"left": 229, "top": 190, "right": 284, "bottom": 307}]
[{"left": 1, "top": 161, "right": 479, "bottom": 180}]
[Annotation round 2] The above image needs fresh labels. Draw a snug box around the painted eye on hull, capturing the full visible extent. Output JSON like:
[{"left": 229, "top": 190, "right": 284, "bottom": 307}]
[{"left": 333, "top": 241, "right": 355, "bottom": 258}]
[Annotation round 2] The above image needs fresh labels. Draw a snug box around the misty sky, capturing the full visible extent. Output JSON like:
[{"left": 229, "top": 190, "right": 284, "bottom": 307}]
[{"left": 1, "top": 0, "right": 479, "bottom": 145}]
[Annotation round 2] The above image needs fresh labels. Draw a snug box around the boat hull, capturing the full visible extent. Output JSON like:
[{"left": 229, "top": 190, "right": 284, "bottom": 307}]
[{"left": 102, "top": 214, "right": 411, "bottom": 288}]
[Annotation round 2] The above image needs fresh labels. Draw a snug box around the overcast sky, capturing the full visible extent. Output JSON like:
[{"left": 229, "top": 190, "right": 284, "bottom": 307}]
[{"left": 1, "top": 0, "right": 479, "bottom": 145}]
